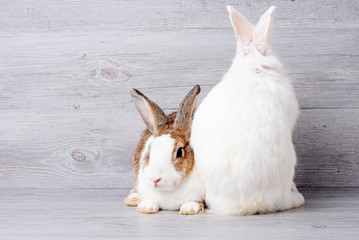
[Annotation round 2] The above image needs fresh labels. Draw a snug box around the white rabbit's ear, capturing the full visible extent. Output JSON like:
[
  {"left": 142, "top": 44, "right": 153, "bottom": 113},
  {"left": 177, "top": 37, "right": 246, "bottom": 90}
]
[
  {"left": 174, "top": 85, "right": 201, "bottom": 133},
  {"left": 130, "top": 89, "right": 168, "bottom": 136},
  {"left": 227, "top": 5, "right": 254, "bottom": 47},
  {"left": 253, "top": 6, "right": 276, "bottom": 55}
]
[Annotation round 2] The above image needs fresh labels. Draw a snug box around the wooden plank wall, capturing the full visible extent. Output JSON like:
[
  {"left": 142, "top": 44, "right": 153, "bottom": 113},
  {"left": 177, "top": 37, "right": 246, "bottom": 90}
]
[{"left": 0, "top": 0, "right": 358, "bottom": 190}]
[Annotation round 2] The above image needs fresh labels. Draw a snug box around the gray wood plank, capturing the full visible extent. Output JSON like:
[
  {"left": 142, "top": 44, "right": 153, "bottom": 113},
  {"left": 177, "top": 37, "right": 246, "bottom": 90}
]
[
  {"left": 0, "top": 109, "right": 358, "bottom": 189},
  {"left": 0, "top": 28, "right": 358, "bottom": 110},
  {"left": 0, "top": 0, "right": 358, "bottom": 33},
  {"left": 0, "top": 188, "right": 358, "bottom": 239},
  {"left": 293, "top": 109, "right": 359, "bottom": 188}
]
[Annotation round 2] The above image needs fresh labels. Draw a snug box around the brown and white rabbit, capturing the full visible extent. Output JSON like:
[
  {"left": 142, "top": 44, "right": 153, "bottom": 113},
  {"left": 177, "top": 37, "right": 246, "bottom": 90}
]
[{"left": 124, "top": 85, "right": 205, "bottom": 215}]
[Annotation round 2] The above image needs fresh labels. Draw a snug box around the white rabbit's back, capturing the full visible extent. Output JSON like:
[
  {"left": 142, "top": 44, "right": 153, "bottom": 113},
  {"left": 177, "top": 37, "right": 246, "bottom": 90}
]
[
  {"left": 191, "top": 59, "right": 302, "bottom": 215},
  {"left": 191, "top": 5, "right": 304, "bottom": 215}
]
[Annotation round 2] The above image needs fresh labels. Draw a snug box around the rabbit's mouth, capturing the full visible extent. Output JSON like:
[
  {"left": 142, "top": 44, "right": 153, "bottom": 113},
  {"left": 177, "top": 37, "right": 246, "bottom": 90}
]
[{"left": 149, "top": 178, "right": 180, "bottom": 191}]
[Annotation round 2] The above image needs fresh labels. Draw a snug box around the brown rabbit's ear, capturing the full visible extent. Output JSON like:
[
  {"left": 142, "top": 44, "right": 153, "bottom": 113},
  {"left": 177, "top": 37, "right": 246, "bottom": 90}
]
[
  {"left": 130, "top": 89, "right": 168, "bottom": 136},
  {"left": 174, "top": 85, "right": 201, "bottom": 133}
]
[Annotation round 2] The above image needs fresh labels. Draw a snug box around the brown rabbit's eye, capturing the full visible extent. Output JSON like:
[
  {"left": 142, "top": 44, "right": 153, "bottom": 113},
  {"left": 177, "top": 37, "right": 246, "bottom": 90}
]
[{"left": 176, "top": 147, "right": 184, "bottom": 159}]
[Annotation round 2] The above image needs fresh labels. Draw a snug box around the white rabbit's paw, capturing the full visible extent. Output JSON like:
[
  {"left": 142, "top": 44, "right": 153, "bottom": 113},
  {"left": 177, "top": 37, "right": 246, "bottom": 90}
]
[
  {"left": 292, "top": 192, "right": 305, "bottom": 208},
  {"left": 124, "top": 192, "right": 140, "bottom": 206},
  {"left": 180, "top": 201, "right": 204, "bottom": 215},
  {"left": 137, "top": 200, "right": 160, "bottom": 214}
]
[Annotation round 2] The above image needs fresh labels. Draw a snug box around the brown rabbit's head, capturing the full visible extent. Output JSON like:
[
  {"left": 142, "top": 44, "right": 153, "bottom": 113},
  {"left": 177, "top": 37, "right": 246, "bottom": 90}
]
[{"left": 130, "top": 85, "right": 200, "bottom": 191}]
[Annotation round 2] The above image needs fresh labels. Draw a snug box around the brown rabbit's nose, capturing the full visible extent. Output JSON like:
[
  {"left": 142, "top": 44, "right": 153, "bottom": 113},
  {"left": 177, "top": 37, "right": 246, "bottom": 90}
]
[{"left": 153, "top": 178, "right": 161, "bottom": 187}]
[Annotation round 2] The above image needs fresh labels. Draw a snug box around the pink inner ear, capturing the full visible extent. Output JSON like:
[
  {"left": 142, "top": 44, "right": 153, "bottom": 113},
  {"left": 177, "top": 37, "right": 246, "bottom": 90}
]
[
  {"left": 228, "top": 6, "right": 254, "bottom": 47},
  {"left": 253, "top": 6, "right": 276, "bottom": 55}
]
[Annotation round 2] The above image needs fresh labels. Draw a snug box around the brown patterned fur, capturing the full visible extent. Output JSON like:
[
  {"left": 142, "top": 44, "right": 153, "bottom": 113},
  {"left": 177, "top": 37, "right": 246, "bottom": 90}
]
[{"left": 170, "top": 128, "right": 194, "bottom": 176}]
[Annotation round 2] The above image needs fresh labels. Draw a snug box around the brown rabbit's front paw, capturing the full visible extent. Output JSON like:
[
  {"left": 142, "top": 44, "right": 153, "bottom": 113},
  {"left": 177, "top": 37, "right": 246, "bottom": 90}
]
[
  {"left": 124, "top": 192, "right": 141, "bottom": 206},
  {"left": 137, "top": 200, "right": 160, "bottom": 214},
  {"left": 180, "top": 201, "right": 205, "bottom": 215}
]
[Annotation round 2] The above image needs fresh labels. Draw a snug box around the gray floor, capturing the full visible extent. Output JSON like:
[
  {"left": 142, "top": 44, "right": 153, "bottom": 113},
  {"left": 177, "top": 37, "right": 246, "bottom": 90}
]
[{"left": 1, "top": 188, "right": 358, "bottom": 239}]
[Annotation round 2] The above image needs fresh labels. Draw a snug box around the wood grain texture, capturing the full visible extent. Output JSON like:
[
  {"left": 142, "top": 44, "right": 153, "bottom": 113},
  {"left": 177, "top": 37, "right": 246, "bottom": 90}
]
[
  {"left": 293, "top": 109, "right": 359, "bottom": 188},
  {"left": 0, "top": 189, "right": 358, "bottom": 239},
  {"left": 1, "top": 0, "right": 358, "bottom": 33},
  {"left": 0, "top": 108, "right": 358, "bottom": 188},
  {"left": 0, "top": 28, "right": 358, "bottom": 109},
  {"left": 0, "top": 1, "right": 358, "bottom": 190}
]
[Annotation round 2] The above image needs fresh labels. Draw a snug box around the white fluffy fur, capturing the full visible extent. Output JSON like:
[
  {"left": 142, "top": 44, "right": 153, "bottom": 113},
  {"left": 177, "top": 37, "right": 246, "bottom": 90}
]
[
  {"left": 137, "top": 134, "right": 205, "bottom": 211},
  {"left": 141, "top": 134, "right": 181, "bottom": 190},
  {"left": 190, "top": 6, "right": 304, "bottom": 215}
]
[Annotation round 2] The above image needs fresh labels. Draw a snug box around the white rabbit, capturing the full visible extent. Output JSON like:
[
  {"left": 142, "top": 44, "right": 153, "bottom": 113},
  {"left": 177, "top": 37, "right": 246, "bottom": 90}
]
[
  {"left": 124, "top": 85, "right": 205, "bottom": 215},
  {"left": 190, "top": 6, "right": 304, "bottom": 215}
]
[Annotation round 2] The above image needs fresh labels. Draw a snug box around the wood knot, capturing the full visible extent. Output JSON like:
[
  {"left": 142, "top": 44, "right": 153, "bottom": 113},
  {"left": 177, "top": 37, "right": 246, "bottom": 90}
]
[
  {"left": 314, "top": 124, "right": 327, "bottom": 129},
  {"left": 101, "top": 67, "right": 118, "bottom": 80},
  {"left": 71, "top": 151, "right": 86, "bottom": 162},
  {"left": 90, "top": 61, "right": 133, "bottom": 84},
  {"left": 311, "top": 225, "right": 326, "bottom": 229}
]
